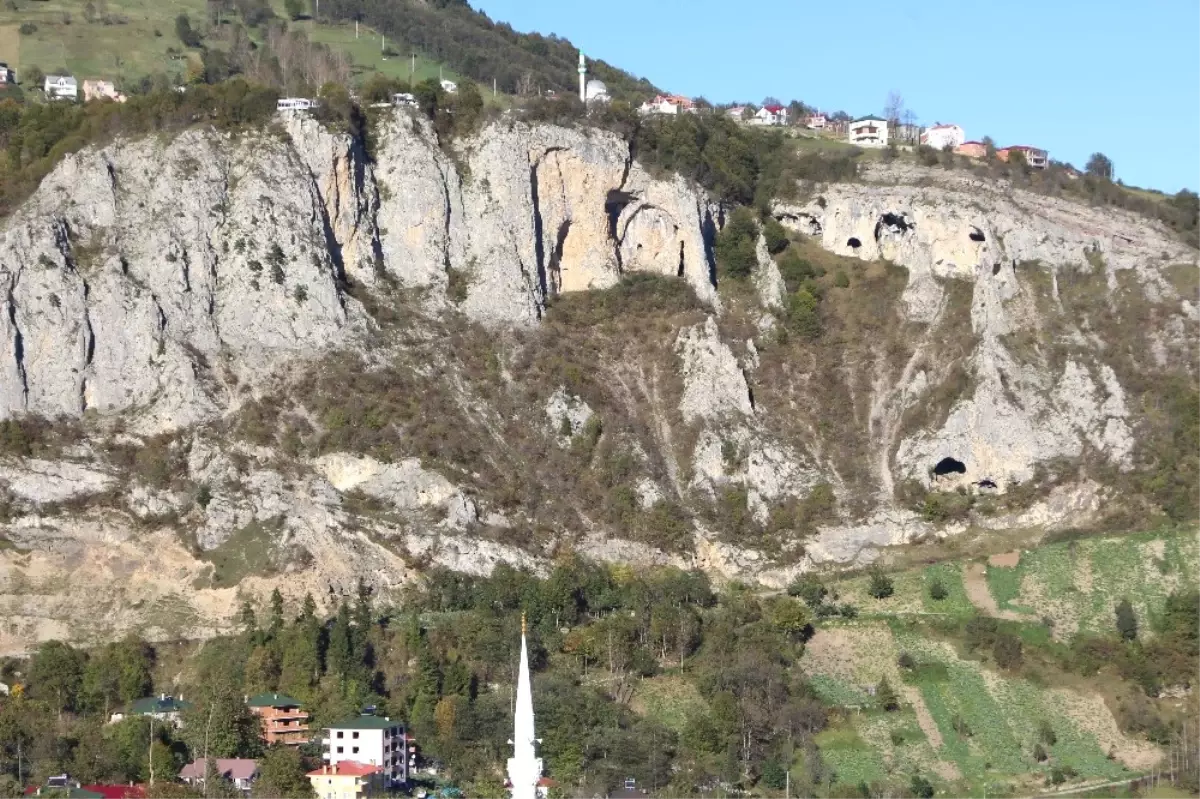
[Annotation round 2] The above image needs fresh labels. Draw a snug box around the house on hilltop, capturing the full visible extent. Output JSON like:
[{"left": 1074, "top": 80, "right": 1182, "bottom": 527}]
[
  {"left": 805, "top": 113, "right": 826, "bottom": 129},
  {"left": 0, "top": 63, "right": 13, "bottom": 84},
  {"left": 997, "top": 144, "right": 1048, "bottom": 168},
  {"left": 247, "top": 692, "right": 310, "bottom": 746},
  {"left": 921, "top": 123, "right": 964, "bottom": 150},
  {"left": 752, "top": 104, "right": 788, "bottom": 126},
  {"left": 955, "top": 140, "right": 987, "bottom": 158},
  {"left": 638, "top": 94, "right": 694, "bottom": 115},
  {"left": 848, "top": 116, "right": 888, "bottom": 147},
  {"left": 44, "top": 74, "right": 77, "bottom": 101}
]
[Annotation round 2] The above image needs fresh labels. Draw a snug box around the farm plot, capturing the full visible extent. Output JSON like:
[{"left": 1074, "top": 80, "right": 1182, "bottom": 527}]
[{"left": 985, "top": 528, "right": 1198, "bottom": 637}]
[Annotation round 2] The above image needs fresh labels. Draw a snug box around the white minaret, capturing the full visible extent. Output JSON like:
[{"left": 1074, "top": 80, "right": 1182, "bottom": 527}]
[
  {"left": 578, "top": 50, "right": 587, "bottom": 102},
  {"left": 507, "top": 613, "right": 542, "bottom": 799}
]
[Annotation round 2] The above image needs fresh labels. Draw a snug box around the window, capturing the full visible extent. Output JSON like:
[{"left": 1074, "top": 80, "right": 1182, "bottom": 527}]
[
  {"left": 336, "top": 731, "right": 343, "bottom": 739},
  {"left": 352, "top": 732, "right": 359, "bottom": 739},
  {"left": 337, "top": 746, "right": 344, "bottom": 754},
  {"left": 352, "top": 747, "right": 359, "bottom": 754}
]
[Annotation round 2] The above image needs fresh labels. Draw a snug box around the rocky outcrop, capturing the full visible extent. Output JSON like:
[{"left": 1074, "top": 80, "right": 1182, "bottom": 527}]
[
  {"left": 777, "top": 162, "right": 1193, "bottom": 491},
  {"left": 0, "top": 116, "right": 719, "bottom": 432},
  {"left": 312, "top": 452, "right": 478, "bottom": 528},
  {"left": 677, "top": 316, "right": 754, "bottom": 423}
]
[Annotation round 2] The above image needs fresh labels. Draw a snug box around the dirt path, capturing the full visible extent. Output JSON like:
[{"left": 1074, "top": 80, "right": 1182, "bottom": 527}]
[{"left": 963, "top": 562, "right": 1026, "bottom": 621}]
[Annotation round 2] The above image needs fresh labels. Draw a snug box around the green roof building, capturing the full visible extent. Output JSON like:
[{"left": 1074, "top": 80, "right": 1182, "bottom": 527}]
[{"left": 111, "top": 694, "right": 193, "bottom": 727}]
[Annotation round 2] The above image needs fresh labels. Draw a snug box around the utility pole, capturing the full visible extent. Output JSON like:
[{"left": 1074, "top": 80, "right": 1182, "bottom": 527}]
[
  {"left": 410, "top": 53, "right": 415, "bottom": 84},
  {"left": 203, "top": 702, "right": 215, "bottom": 799},
  {"left": 785, "top": 768, "right": 789, "bottom": 799},
  {"left": 355, "top": 19, "right": 358, "bottom": 38},
  {"left": 493, "top": 77, "right": 496, "bottom": 98}
]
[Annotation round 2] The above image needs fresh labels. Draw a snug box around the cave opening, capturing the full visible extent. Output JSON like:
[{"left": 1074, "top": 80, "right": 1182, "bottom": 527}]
[
  {"left": 605, "top": 190, "right": 635, "bottom": 241},
  {"left": 678, "top": 240, "right": 685, "bottom": 277},
  {"left": 969, "top": 226, "right": 986, "bottom": 242},
  {"left": 880, "top": 212, "right": 912, "bottom": 232},
  {"left": 932, "top": 457, "right": 967, "bottom": 477},
  {"left": 977, "top": 478, "right": 998, "bottom": 490},
  {"left": 847, "top": 237, "right": 862, "bottom": 249},
  {"left": 991, "top": 262, "right": 1001, "bottom": 276}
]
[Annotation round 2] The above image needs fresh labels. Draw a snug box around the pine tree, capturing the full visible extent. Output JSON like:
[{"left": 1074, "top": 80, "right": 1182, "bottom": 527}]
[
  {"left": 268, "top": 589, "right": 285, "bottom": 638},
  {"left": 327, "top": 602, "right": 354, "bottom": 678}
]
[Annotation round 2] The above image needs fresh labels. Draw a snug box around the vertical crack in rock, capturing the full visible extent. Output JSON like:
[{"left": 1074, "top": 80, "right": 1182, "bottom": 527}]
[
  {"left": 548, "top": 220, "right": 571, "bottom": 295},
  {"left": 529, "top": 159, "right": 548, "bottom": 299},
  {"left": 6, "top": 288, "right": 28, "bottom": 406}
]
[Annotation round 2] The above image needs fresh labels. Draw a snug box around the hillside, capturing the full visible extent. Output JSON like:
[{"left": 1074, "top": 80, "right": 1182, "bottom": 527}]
[{"left": 0, "top": 0, "right": 655, "bottom": 100}]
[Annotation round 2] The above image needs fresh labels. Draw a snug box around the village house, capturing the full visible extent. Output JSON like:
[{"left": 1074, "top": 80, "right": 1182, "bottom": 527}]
[
  {"left": 892, "top": 122, "right": 921, "bottom": 145},
  {"left": 440, "top": 79, "right": 458, "bottom": 94},
  {"left": 83, "top": 79, "right": 126, "bottom": 103},
  {"left": 805, "top": 113, "right": 826, "bottom": 129},
  {"left": 324, "top": 715, "right": 408, "bottom": 788},
  {"left": 638, "top": 94, "right": 694, "bottom": 116},
  {"left": 307, "top": 761, "right": 384, "bottom": 799},
  {"left": 725, "top": 105, "right": 750, "bottom": 121},
  {"left": 277, "top": 97, "right": 318, "bottom": 112},
  {"left": 955, "top": 140, "right": 988, "bottom": 158},
  {"left": 247, "top": 692, "right": 310, "bottom": 746},
  {"left": 43, "top": 74, "right": 77, "bottom": 101},
  {"left": 997, "top": 144, "right": 1048, "bottom": 168},
  {"left": 752, "top": 104, "right": 788, "bottom": 126},
  {"left": 108, "top": 694, "right": 192, "bottom": 727},
  {"left": 392, "top": 92, "right": 417, "bottom": 108},
  {"left": 921, "top": 123, "right": 964, "bottom": 150},
  {"left": 179, "top": 759, "right": 259, "bottom": 793},
  {"left": 0, "top": 62, "right": 13, "bottom": 84},
  {"left": 848, "top": 116, "right": 888, "bottom": 147}
]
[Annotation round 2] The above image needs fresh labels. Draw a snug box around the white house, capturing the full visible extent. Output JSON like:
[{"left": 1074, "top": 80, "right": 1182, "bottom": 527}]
[
  {"left": 921, "top": 123, "right": 964, "bottom": 151},
  {"left": 805, "top": 113, "right": 826, "bottom": 129},
  {"left": 277, "top": 97, "right": 318, "bottom": 112},
  {"left": 752, "top": 104, "right": 788, "bottom": 126},
  {"left": 392, "top": 92, "right": 418, "bottom": 108},
  {"left": 638, "top": 94, "right": 695, "bottom": 116},
  {"left": 440, "top": 79, "right": 457, "bottom": 94},
  {"left": 43, "top": 74, "right": 77, "bottom": 101},
  {"left": 324, "top": 715, "right": 408, "bottom": 788},
  {"left": 0, "top": 63, "right": 13, "bottom": 84},
  {"left": 726, "top": 105, "right": 750, "bottom": 121},
  {"left": 848, "top": 116, "right": 888, "bottom": 147}
]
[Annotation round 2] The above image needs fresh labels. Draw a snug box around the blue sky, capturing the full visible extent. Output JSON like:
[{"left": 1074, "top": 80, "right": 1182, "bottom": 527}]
[{"left": 475, "top": 0, "right": 1198, "bottom": 193}]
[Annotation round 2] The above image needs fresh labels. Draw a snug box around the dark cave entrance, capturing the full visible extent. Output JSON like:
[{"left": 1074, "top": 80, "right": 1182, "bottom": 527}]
[
  {"left": 932, "top": 457, "right": 967, "bottom": 477},
  {"left": 847, "top": 237, "right": 862, "bottom": 249},
  {"left": 969, "top": 226, "right": 986, "bottom": 242}
]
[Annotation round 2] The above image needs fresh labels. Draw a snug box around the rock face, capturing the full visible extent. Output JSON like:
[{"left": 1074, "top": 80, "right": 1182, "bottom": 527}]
[
  {"left": 0, "top": 124, "right": 1195, "bottom": 651},
  {"left": 0, "top": 115, "right": 719, "bottom": 431},
  {"left": 775, "top": 162, "right": 1193, "bottom": 491}
]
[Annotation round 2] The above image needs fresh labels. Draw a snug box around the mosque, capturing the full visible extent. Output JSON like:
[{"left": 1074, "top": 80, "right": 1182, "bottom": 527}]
[{"left": 578, "top": 51, "right": 611, "bottom": 104}]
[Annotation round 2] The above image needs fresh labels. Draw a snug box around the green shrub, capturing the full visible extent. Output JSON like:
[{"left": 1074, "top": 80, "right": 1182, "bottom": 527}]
[
  {"left": 867, "top": 569, "right": 894, "bottom": 599},
  {"left": 928, "top": 578, "right": 948, "bottom": 601},
  {"left": 785, "top": 288, "right": 821, "bottom": 339},
  {"left": 762, "top": 216, "right": 789, "bottom": 255},
  {"left": 787, "top": 575, "right": 827, "bottom": 606},
  {"left": 833, "top": 269, "right": 850, "bottom": 288},
  {"left": 715, "top": 207, "right": 758, "bottom": 280}
]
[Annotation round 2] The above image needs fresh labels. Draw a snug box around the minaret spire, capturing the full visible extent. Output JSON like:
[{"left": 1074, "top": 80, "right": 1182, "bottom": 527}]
[
  {"left": 507, "top": 612, "right": 542, "bottom": 799},
  {"left": 578, "top": 50, "right": 587, "bottom": 103}
]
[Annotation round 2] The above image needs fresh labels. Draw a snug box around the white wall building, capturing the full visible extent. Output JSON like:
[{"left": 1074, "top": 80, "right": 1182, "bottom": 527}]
[
  {"left": 752, "top": 104, "right": 788, "bottom": 126},
  {"left": 921, "top": 123, "right": 964, "bottom": 151},
  {"left": 848, "top": 116, "right": 888, "bottom": 147},
  {"left": 324, "top": 715, "right": 408, "bottom": 788},
  {"left": 440, "top": 79, "right": 458, "bottom": 94},
  {"left": 392, "top": 92, "right": 418, "bottom": 108},
  {"left": 805, "top": 113, "right": 826, "bottom": 129},
  {"left": 44, "top": 75, "right": 77, "bottom": 101},
  {"left": 277, "top": 97, "right": 319, "bottom": 112}
]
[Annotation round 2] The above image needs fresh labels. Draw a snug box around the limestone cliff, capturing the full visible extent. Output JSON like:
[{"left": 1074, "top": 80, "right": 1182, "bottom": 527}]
[{"left": 0, "top": 118, "right": 1194, "bottom": 650}]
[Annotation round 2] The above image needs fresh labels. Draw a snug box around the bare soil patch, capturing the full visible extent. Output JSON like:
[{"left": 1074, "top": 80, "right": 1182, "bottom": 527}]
[
  {"left": 988, "top": 550, "right": 1021, "bottom": 568},
  {"left": 963, "top": 561, "right": 1025, "bottom": 621}
]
